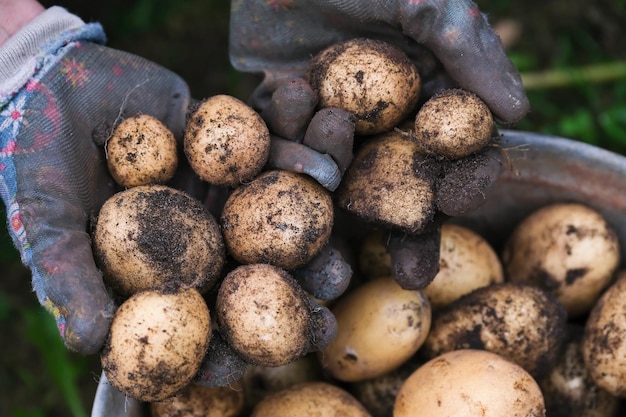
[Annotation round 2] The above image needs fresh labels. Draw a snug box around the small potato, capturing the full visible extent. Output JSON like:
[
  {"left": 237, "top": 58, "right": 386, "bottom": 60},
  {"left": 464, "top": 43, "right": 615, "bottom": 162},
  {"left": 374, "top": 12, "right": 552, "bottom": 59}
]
[
  {"left": 106, "top": 114, "right": 178, "bottom": 187},
  {"left": 150, "top": 382, "right": 245, "bottom": 417},
  {"left": 358, "top": 230, "right": 392, "bottom": 279},
  {"left": 394, "top": 349, "right": 546, "bottom": 417},
  {"left": 423, "top": 223, "right": 504, "bottom": 310},
  {"left": 93, "top": 184, "right": 225, "bottom": 296},
  {"left": 503, "top": 203, "right": 620, "bottom": 317},
  {"left": 541, "top": 325, "right": 620, "bottom": 417},
  {"left": 413, "top": 88, "right": 494, "bottom": 159},
  {"left": 307, "top": 38, "right": 421, "bottom": 135},
  {"left": 421, "top": 282, "right": 567, "bottom": 379},
  {"left": 184, "top": 95, "right": 270, "bottom": 187},
  {"left": 220, "top": 170, "right": 333, "bottom": 270},
  {"left": 320, "top": 276, "right": 431, "bottom": 382},
  {"left": 251, "top": 381, "right": 372, "bottom": 417},
  {"left": 101, "top": 288, "right": 211, "bottom": 402},
  {"left": 336, "top": 131, "right": 437, "bottom": 234},
  {"left": 216, "top": 263, "right": 337, "bottom": 367},
  {"left": 583, "top": 270, "right": 626, "bottom": 397}
]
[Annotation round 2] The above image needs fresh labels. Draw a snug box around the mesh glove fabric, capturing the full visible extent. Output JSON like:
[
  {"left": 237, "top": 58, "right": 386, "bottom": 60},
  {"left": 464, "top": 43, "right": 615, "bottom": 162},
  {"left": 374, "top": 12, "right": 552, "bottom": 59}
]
[{"left": 0, "top": 7, "right": 190, "bottom": 354}]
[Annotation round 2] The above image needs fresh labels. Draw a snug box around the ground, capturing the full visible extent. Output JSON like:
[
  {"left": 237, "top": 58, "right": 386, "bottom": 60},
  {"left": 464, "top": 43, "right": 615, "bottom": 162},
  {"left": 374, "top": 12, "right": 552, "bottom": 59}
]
[{"left": 1, "top": 1, "right": 625, "bottom": 416}]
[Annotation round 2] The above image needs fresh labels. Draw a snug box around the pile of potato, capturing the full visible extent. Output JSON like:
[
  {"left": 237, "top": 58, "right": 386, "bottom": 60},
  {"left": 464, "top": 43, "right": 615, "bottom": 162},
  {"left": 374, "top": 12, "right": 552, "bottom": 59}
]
[{"left": 92, "top": 38, "right": 626, "bottom": 416}]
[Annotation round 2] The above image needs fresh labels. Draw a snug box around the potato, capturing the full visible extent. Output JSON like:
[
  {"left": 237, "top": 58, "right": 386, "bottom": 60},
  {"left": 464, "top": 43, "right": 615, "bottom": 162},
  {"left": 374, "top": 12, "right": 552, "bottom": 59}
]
[
  {"left": 184, "top": 94, "right": 271, "bottom": 187},
  {"left": 105, "top": 114, "right": 178, "bottom": 187},
  {"left": 503, "top": 202, "right": 620, "bottom": 317},
  {"left": 319, "top": 276, "right": 431, "bottom": 382},
  {"left": 358, "top": 229, "right": 392, "bottom": 279},
  {"left": 394, "top": 349, "right": 546, "bottom": 417},
  {"left": 101, "top": 287, "right": 211, "bottom": 402},
  {"left": 423, "top": 223, "right": 504, "bottom": 310},
  {"left": 336, "top": 131, "right": 437, "bottom": 234},
  {"left": 251, "top": 381, "right": 372, "bottom": 417},
  {"left": 583, "top": 270, "right": 626, "bottom": 397},
  {"left": 93, "top": 184, "right": 225, "bottom": 296},
  {"left": 307, "top": 38, "right": 421, "bottom": 135},
  {"left": 216, "top": 263, "right": 337, "bottom": 367},
  {"left": 220, "top": 170, "right": 334, "bottom": 270},
  {"left": 421, "top": 282, "right": 567, "bottom": 379},
  {"left": 413, "top": 88, "right": 494, "bottom": 159},
  {"left": 150, "top": 382, "right": 245, "bottom": 417},
  {"left": 541, "top": 325, "right": 619, "bottom": 417}
]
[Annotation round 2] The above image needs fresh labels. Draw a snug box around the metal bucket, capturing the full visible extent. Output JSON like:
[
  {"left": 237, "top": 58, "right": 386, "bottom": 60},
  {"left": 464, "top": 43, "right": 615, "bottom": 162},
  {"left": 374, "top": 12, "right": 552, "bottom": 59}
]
[{"left": 91, "top": 129, "right": 626, "bottom": 417}]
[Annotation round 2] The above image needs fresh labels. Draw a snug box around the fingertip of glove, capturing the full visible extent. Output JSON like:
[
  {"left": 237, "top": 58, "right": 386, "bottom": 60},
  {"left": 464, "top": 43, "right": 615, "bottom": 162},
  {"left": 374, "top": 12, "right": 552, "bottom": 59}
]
[{"left": 63, "top": 301, "right": 115, "bottom": 355}]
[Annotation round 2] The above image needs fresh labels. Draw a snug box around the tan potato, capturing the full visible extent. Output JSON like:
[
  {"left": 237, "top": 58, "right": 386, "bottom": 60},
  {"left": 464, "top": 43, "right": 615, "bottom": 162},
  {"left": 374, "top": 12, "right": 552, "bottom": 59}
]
[
  {"left": 336, "top": 131, "right": 437, "bottom": 234},
  {"left": 421, "top": 282, "right": 567, "bottom": 379},
  {"left": 394, "top": 349, "right": 546, "bottom": 417},
  {"left": 423, "top": 223, "right": 504, "bottom": 310},
  {"left": 220, "top": 170, "right": 333, "bottom": 270},
  {"left": 101, "top": 287, "right": 211, "bottom": 402},
  {"left": 184, "top": 94, "right": 270, "bottom": 187},
  {"left": 251, "top": 381, "right": 372, "bottom": 417},
  {"left": 216, "top": 263, "right": 337, "bottom": 367},
  {"left": 413, "top": 88, "right": 494, "bottom": 159},
  {"left": 583, "top": 270, "right": 626, "bottom": 397},
  {"left": 307, "top": 38, "right": 421, "bottom": 135},
  {"left": 358, "top": 229, "right": 392, "bottom": 280},
  {"left": 106, "top": 114, "right": 178, "bottom": 187},
  {"left": 93, "top": 184, "right": 225, "bottom": 296},
  {"left": 541, "top": 325, "right": 620, "bottom": 417},
  {"left": 503, "top": 203, "right": 620, "bottom": 317},
  {"left": 319, "top": 276, "right": 431, "bottom": 382},
  {"left": 150, "top": 382, "right": 245, "bottom": 417}
]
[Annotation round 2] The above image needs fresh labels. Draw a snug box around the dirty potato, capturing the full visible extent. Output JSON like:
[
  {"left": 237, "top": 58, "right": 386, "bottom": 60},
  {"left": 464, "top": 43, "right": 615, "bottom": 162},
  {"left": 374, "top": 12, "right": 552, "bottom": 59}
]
[
  {"left": 150, "top": 382, "right": 245, "bottom": 417},
  {"left": 307, "top": 38, "right": 421, "bottom": 135}
]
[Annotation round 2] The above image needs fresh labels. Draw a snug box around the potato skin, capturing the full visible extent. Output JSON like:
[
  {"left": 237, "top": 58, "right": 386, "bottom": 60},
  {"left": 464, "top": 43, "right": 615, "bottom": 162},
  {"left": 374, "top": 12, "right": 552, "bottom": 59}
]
[
  {"left": 307, "top": 38, "right": 421, "bottom": 136},
  {"left": 220, "top": 170, "right": 333, "bottom": 270},
  {"left": 93, "top": 185, "right": 225, "bottom": 296},
  {"left": 583, "top": 271, "right": 626, "bottom": 397},
  {"left": 216, "top": 263, "right": 326, "bottom": 367},
  {"left": 101, "top": 288, "right": 211, "bottom": 402},
  {"left": 394, "top": 349, "right": 546, "bottom": 417},
  {"left": 503, "top": 203, "right": 620, "bottom": 317},
  {"left": 251, "top": 381, "right": 372, "bottom": 417},
  {"left": 336, "top": 131, "right": 437, "bottom": 234},
  {"left": 320, "top": 276, "right": 431, "bottom": 382},
  {"left": 106, "top": 114, "right": 178, "bottom": 187},
  {"left": 184, "top": 94, "right": 270, "bottom": 187},
  {"left": 150, "top": 382, "right": 245, "bottom": 417},
  {"left": 421, "top": 282, "right": 567, "bottom": 379}
]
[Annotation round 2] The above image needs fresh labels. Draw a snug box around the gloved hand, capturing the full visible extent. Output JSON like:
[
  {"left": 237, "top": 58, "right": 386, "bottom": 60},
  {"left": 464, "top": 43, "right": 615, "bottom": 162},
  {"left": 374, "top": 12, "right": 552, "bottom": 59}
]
[
  {"left": 229, "top": 0, "right": 526, "bottom": 289},
  {"left": 0, "top": 7, "right": 191, "bottom": 354}
]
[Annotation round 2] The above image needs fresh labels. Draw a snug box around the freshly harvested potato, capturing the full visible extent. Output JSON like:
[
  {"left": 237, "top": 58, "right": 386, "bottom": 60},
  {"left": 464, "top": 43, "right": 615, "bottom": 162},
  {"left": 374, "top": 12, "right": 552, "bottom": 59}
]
[
  {"left": 93, "top": 184, "right": 225, "bottom": 296},
  {"left": 216, "top": 263, "right": 337, "bottom": 367},
  {"left": 220, "top": 170, "right": 333, "bottom": 270},
  {"left": 184, "top": 94, "right": 271, "bottom": 187},
  {"left": 320, "top": 276, "right": 431, "bottom": 382},
  {"left": 421, "top": 282, "right": 567, "bottom": 379},
  {"left": 106, "top": 114, "right": 178, "bottom": 187},
  {"left": 358, "top": 229, "right": 392, "bottom": 279},
  {"left": 583, "top": 270, "right": 626, "bottom": 397},
  {"left": 503, "top": 203, "right": 620, "bottom": 317},
  {"left": 413, "top": 88, "right": 494, "bottom": 159},
  {"left": 423, "top": 223, "right": 504, "bottom": 310},
  {"left": 394, "top": 349, "right": 546, "bottom": 417},
  {"left": 336, "top": 131, "right": 437, "bottom": 234},
  {"left": 251, "top": 381, "right": 372, "bottom": 417},
  {"left": 541, "top": 325, "right": 620, "bottom": 417},
  {"left": 101, "top": 287, "right": 211, "bottom": 402},
  {"left": 150, "top": 382, "right": 245, "bottom": 417},
  {"left": 307, "top": 38, "right": 421, "bottom": 135}
]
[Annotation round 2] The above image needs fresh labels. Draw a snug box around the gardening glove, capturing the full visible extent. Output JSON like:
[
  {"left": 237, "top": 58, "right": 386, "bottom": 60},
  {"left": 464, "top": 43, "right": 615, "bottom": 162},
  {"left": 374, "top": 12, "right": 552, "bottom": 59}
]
[
  {"left": 0, "top": 7, "right": 191, "bottom": 354},
  {"left": 230, "top": 0, "right": 519, "bottom": 289}
]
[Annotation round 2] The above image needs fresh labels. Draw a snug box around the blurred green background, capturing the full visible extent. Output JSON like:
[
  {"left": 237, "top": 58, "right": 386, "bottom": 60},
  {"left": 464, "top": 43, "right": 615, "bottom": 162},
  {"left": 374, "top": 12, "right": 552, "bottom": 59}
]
[{"left": 1, "top": 0, "right": 625, "bottom": 416}]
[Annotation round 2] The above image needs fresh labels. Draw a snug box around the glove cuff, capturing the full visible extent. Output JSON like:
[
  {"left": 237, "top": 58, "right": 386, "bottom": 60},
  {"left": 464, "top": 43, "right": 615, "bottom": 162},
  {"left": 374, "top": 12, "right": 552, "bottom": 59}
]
[{"left": 0, "top": 6, "right": 106, "bottom": 103}]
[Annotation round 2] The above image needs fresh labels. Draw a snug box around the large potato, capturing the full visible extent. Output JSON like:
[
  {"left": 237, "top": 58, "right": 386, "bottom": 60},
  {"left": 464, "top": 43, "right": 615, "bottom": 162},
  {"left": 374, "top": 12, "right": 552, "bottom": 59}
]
[
  {"left": 395, "top": 349, "right": 546, "bottom": 417},
  {"left": 101, "top": 288, "right": 211, "bottom": 402},
  {"left": 150, "top": 382, "right": 245, "bottom": 417},
  {"left": 320, "top": 276, "right": 431, "bottom": 382}
]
